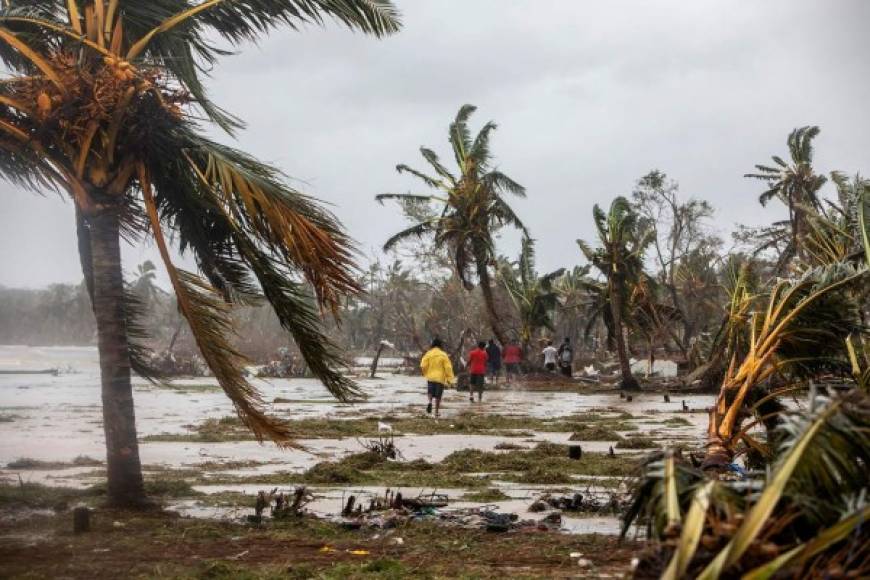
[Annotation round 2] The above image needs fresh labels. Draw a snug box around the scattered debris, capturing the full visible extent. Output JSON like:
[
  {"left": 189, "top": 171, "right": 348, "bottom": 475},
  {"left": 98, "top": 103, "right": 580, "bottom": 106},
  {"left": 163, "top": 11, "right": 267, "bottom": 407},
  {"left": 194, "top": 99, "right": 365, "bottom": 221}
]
[
  {"left": 256, "top": 347, "right": 307, "bottom": 378},
  {"left": 529, "top": 491, "right": 625, "bottom": 514},
  {"left": 359, "top": 433, "right": 403, "bottom": 461}
]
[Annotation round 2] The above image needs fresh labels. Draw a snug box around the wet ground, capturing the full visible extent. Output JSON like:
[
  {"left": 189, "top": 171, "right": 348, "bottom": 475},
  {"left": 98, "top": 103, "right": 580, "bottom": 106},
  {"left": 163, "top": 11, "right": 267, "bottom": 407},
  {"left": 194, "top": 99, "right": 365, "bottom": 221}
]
[{"left": 0, "top": 345, "right": 716, "bottom": 536}]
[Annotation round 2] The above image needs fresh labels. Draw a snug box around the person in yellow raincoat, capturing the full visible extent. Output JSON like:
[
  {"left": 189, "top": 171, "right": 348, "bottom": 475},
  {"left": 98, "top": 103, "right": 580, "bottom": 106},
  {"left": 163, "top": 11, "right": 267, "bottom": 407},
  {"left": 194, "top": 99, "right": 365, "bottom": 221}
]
[{"left": 420, "top": 338, "right": 454, "bottom": 417}]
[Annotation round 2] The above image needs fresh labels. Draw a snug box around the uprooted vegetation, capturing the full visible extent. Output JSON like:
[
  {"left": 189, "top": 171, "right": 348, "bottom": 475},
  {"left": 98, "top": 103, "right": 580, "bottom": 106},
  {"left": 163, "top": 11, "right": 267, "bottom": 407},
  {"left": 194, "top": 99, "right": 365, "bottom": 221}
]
[{"left": 141, "top": 410, "right": 639, "bottom": 443}]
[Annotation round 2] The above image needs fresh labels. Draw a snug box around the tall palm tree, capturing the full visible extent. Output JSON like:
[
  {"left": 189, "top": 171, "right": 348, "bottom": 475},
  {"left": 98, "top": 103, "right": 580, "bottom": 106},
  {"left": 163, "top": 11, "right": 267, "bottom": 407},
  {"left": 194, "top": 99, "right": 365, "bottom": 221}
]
[
  {"left": 498, "top": 238, "right": 564, "bottom": 357},
  {"left": 745, "top": 126, "right": 827, "bottom": 269},
  {"left": 376, "top": 104, "right": 529, "bottom": 345},
  {"left": 0, "top": 1, "right": 400, "bottom": 506},
  {"left": 578, "top": 196, "right": 652, "bottom": 390}
]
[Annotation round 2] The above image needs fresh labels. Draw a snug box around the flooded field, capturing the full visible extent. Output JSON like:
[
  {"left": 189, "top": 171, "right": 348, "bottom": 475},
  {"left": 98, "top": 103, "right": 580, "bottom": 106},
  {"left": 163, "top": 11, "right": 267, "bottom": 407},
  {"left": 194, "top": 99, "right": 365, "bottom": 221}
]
[{"left": 0, "top": 345, "right": 716, "bottom": 536}]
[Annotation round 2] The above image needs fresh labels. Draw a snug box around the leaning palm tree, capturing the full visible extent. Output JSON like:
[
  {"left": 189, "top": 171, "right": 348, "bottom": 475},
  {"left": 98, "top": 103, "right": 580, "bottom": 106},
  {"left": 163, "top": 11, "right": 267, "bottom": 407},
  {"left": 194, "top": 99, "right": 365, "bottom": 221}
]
[
  {"left": 0, "top": 1, "right": 400, "bottom": 506},
  {"left": 745, "top": 126, "right": 828, "bottom": 269},
  {"left": 376, "top": 104, "right": 529, "bottom": 345},
  {"left": 625, "top": 390, "right": 870, "bottom": 579},
  {"left": 578, "top": 197, "right": 652, "bottom": 390},
  {"left": 702, "top": 262, "right": 866, "bottom": 472},
  {"left": 498, "top": 238, "right": 564, "bottom": 357}
]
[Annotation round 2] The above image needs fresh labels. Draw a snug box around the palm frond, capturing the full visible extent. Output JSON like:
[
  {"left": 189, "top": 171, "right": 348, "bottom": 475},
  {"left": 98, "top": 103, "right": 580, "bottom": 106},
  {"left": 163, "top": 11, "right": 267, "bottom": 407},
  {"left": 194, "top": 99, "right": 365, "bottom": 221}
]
[
  {"left": 469, "top": 120, "right": 496, "bottom": 168},
  {"left": 382, "top": 220, "right": 435, "bottom": 251},
  {"left": 182, "top": 136, "right": 361, "bottom": 311},
  {"left": 141, "top": 166, "right": 293, "bottom": 445},
  {"left": 448, "top": 103, "right": 476, "bottom": 168},
  {"left": 395, "top": 163, "right": 443, "bottom": 189},
  {"left": 485, "top": 170, "right": 526, "bottom": 198},
  {"left": 419, "top": 147, "right": 456, "bottom": 185}
]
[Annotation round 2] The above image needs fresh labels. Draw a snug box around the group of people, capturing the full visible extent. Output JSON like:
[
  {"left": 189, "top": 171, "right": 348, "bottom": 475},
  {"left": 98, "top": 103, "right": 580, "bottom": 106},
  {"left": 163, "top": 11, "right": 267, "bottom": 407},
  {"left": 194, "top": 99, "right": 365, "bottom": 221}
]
[{"left": 419, "top": 336, "right": 574, "bottom": 417}]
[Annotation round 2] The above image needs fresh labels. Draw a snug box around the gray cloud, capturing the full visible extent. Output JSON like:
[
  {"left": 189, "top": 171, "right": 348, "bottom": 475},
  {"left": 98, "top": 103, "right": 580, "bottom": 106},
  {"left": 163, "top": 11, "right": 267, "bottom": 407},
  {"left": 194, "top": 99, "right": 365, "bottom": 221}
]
[{"left": 1, "top": 0, "right": 869, "bottom": 288}]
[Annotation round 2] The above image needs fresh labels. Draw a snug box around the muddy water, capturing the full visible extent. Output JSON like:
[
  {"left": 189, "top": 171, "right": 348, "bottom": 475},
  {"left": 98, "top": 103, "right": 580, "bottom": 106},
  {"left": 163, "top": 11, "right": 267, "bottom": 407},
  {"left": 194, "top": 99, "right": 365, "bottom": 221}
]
[{"left": 1, "top": 346, "right": 717, "bottom": 535}]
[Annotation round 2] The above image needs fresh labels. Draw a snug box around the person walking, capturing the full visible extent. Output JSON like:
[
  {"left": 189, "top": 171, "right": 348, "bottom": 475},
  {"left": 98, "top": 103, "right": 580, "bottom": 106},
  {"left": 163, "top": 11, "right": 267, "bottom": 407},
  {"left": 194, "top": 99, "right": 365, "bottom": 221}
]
[
  {"left": 420, "top": 338, "right": 454, "bottom": 418},
  {"left": 557, "top": 337, "right": 574, "bottom": 378},
  {"left": 542, "top": 340, "right": 558, "bottom": 373},
  {"left": 486, "top": 339, "right": 502, "bottom": 384},
  {"left": 503, "top": 339, "right": 523, "bottom": 383},
  {"left": 467, "top": 341, "right": 488, "bottom": 403}
]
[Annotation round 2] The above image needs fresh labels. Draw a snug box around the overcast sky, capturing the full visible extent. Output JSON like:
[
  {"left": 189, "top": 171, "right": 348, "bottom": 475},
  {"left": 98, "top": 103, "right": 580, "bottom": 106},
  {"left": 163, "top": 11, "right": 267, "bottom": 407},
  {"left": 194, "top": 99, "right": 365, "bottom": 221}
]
[{"left": 1, "top": 0, "right": 869, "bottom": 288}]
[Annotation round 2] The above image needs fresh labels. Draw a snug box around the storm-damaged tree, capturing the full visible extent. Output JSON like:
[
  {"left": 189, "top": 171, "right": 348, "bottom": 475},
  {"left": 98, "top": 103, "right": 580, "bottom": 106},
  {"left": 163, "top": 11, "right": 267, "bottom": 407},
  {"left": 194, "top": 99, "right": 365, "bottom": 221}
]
[
  {"left": 0, "top": 1, "right": 400, "bottom": 506},
  {"left": 631, "top": 170, "right": 721, "bottom": 355},
  {"left": 578, "top": 197, "right": 653, "bottom": 390},
  {"left": 376, "top": 104, "right": 529, "bottom": 345},
  {"left": 498, "top": 238, "right": 565, "bottom": 358},
  {"left": 745, "top": 126, "right": 827, "bottom": 271}
]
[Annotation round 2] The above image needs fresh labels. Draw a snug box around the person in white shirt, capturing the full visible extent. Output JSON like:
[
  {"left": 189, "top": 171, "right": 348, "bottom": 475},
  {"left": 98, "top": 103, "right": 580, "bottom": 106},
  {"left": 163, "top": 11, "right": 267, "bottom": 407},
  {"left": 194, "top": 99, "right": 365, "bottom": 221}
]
[{"left": 542, "top": 340, "right": 558, "bottom": 372}]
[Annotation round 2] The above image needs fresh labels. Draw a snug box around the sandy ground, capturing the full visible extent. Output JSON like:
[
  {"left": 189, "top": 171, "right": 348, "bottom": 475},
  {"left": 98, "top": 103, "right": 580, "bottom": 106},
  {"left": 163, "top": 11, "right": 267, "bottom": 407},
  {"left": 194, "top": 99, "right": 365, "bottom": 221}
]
[{"left": 0, "top": 345, "right": 717, "bottom": 535}]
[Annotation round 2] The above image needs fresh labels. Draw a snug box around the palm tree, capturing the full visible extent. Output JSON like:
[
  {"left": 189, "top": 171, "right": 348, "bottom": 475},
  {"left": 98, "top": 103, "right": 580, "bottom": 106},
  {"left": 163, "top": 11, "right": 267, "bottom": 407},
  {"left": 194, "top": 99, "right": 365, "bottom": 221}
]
[
  {"left": 0, "top": 1, "right": 400, "bottom": 506},
  {"left": 577, "top": 197, "right": 652, "bottom": 390},
  {"left": 552, "top": 265, "right": 594, "bottom": 349},
  {"left": 702, "top": 263, "right": 866, "bottom": 472},
  {"left": 376, "top": 104, "right": 529, "bottom": 345},
  {"left": 498, "top": 238, "right": 564, "bottom": 357},
  {"left": 131, "top": 260, "right": 164, "bottom": 305},
  {"left": 746, "top": 126, "right": 827, "bottom": 269}
]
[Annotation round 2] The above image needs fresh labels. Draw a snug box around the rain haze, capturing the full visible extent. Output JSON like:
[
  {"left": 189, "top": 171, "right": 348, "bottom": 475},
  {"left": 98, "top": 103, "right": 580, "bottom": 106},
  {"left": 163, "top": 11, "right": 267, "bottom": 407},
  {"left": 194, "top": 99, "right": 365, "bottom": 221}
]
[{"left": 1, "top": 0, "right": 868, "bottom": 288}]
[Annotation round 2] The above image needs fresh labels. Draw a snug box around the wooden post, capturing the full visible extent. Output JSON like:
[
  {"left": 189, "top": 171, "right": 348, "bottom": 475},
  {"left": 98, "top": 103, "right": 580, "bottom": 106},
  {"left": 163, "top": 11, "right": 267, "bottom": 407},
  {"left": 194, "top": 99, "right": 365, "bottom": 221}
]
[
  {"left": 73, "top": 507, "right": 90, "bottom": 534},
  {"left": 342, "top": 495, "right": 356, "bottom": 516}
]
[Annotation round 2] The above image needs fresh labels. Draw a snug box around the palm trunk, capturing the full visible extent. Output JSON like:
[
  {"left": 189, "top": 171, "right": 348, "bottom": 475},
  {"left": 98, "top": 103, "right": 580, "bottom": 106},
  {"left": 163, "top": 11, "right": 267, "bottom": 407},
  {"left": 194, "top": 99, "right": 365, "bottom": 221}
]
[
  {"left": 476, "top": 258, "right": 508, "bottom": 345},
  {"left": 609, "top": 276, "right": 639, "bottom": 391},
  {"left": 87, "top": 208, "right": 145, "bottom": 506}
]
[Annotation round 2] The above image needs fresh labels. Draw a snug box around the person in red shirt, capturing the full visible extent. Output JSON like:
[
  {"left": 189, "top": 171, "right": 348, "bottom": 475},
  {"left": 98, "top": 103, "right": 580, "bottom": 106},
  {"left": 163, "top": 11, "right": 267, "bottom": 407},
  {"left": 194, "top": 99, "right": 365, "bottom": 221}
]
[
  {"left": 503, "top": 339, "right": 523, "bottom": 383},
  {"left": 467, "top": 341, "right": 489, "bottom": 402}
]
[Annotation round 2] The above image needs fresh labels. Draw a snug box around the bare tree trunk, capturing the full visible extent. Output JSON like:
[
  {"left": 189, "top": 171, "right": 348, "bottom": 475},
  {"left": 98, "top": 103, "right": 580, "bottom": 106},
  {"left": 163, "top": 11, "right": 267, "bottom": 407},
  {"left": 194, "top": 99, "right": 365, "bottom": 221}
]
[
  {"left": 370, "top": 341, "right": 386, "bottom": 378},
  {"left": 87, "top": 208, "right": 146, "bottom": 506},
  {"left": 609, "top": 277, "right": 639, "bottom": 391},
  {"left": 476, "top": 258, "right": 508, "bottom": 345}
]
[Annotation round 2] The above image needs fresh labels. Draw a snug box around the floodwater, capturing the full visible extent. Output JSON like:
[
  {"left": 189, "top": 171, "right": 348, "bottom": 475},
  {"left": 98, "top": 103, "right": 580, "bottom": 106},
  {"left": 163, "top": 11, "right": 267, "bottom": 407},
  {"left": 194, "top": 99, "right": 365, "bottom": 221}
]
[{"left": 0, "top": 346, "right": 716, "bottom": 535}]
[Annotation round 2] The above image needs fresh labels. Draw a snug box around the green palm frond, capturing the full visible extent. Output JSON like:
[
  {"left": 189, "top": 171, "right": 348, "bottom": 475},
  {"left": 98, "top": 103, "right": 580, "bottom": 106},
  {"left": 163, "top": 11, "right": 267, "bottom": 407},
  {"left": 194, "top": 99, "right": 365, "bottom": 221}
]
[
  {"left": 469, "top": 120, "right": 496, "bottom": 168},
  {"left": 485, "top": 170, "right": 526, "bottom": 198},
  {"left": 382, "top": 220, "right": 436, "bottom": 251},
  {"left": 419, "top": 147, "right": 456, "bottom": 185},
  {"left": 448, "top": 103, "right": 476, "bottom": 167},
  {"left": 395, "top": 163, "right": 444, "bottom": 190}
]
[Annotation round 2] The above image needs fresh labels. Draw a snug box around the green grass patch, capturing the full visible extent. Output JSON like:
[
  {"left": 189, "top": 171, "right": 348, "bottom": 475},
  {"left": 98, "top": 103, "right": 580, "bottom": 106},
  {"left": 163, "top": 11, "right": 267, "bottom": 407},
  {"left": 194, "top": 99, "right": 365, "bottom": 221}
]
[
  {"left": 5, "top": 455, "right": 102, "bottom": 470},
  {"left": 143, "top": 411, "right": 641, "bottom": 443},
  {"left": 663, "top": 417, "right": 692, "bottom": 426},
  {"left": 460, "top": 487, "right": 511, "bottom": 502},
  {"left": 616, "top": 436, "right": 659, "bottom": 450},
  {"left": 568, "top": 424, "right": 625, "bottom": 441}
]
